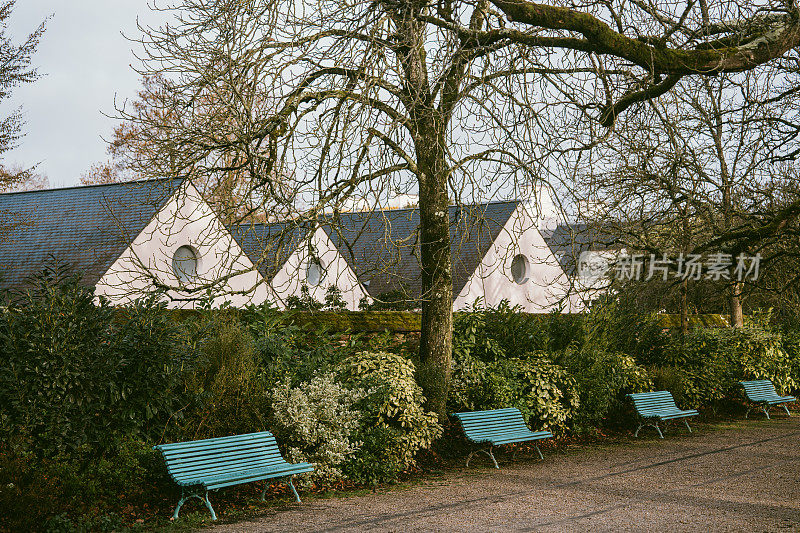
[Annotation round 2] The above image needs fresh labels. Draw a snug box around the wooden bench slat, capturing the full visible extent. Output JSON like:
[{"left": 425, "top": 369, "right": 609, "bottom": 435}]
[
  {"left": 163, "top": 447, "right": 283, "bottom": 467},
  {"left": 627, "top": 391, "right": 697, "bottom": 438},
  {"left": 739, "top": 380, "right": 795, "bottom": 419},
  {"left": 154, "top": 431, "right": 314, "bottom": 520},
  {"left": 452, "top": 408, "right": 552, "bottom": 468},
  {"left": 171, "top": 458, "right": 290, "bottom": 480}
]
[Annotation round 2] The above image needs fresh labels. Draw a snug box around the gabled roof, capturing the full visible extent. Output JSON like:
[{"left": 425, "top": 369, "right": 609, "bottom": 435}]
[
  {"left": 234, "top": 201, "right": 521, "bottom": 301},
  {"left": 230, "top": 222, "right": 311, "bottom": 282},
  {"left": 325, "top": 201, "right": 520, "bottom": 300},
  {"left": 544, "top": 223, "right": 622, "bottom": 274},
  {"left": 0, "top": 178, "right": 183, "bottom": 291}
]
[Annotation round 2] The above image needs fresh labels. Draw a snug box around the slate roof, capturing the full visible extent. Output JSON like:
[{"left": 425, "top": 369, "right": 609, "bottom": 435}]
[
  {"left": 544, "top": 223, "right": 622, "bottom": 275},
  {"left": 0, "top": 178, "right": 183, "bottom": 291},
  {"left": 230, "top": 221, "right": 311, "bottom": 282},
  {"left": 233, "top": 201, "right": 521, "bottom": 301}
]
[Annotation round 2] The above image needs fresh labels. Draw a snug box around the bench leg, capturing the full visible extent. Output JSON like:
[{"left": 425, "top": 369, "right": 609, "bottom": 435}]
[
  {"left": 173, "top": 488, "right": 217, "bottom": 521},
  {"left": 683, "top": 419, "right": 692, "bottom": 433},
  {"left": 762, "top": 405, "right": 771, "bottom": 419},
  {"left": 783, "top": 404, "right": 791, "bottom": 417},
  {"left": 466, "top": 447, "right": 499, "bottom": 469},
  {"left": 635, "top": 421, "right": 663, "bottom": 438},
  {"left": 745, "top": 406, "right": 751, "bottom": 419},
  {"left": 286, "top": 476, "right": 302, "bottom": 503},
  {"left": 535, "top": 445, "right": 544, "bottom": 461}
]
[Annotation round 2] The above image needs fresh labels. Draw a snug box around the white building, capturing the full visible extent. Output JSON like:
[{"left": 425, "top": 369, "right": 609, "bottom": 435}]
[
  {"left": 235, "top": 201, "right": 581, "bottom": 312},
  {"left": 0, "top": 179, "right": 274, "bottom": 308}
]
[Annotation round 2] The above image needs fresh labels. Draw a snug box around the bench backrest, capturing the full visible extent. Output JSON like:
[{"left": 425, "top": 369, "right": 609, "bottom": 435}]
[
  {"left": 452, "top": 408, "right": 529, "bottom": 441},
  {"left": 627, "top": 391, "right": 680, "bottom": 417},
  {"left": 740, "top": 379, "right": 780, "bottom": 400},
  {"left": 154, "top": 431, "right": 287, "bottom": 485}
]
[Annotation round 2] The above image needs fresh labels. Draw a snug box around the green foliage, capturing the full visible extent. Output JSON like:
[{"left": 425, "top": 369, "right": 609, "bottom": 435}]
[
  {"left": 176, "top": 311, "right": 267, "bottom": 439},
  {"left": 450, "top": 350, "right": 579, "bottom": 433},
  {"left": 359, "top": 284, "right": 418, "bottom": 311},
  {"left": 497, "top": 355, "right": 580, "bottom": 433},
  {"left": 0, "top": 270, "right": 185, "bottom": 458},
  {"left": 337, "top": 352, "right": 442, "bottom": 481},
  {"left": 557, "top": 349, "right": 652, "bottom": 432},
  {"left": 269, "top": 373, "right": 366, "bottom": 485},
  {"left": 583, "top": 295, "right": 670, "bottom": 365},
  {"left": 664, "top": 327, "right": 796, "bottom": 409},
  {"left": 323, "top": 285, "right": 347, "bottom": 311},
  {"left": 242, "top": 303, "right": 356, "bottom": 387},
  {"left": 649, "top": 366, "right": 687, "bottom": 406},
  {"left": 286, "top": 284, "right": 347, "bottom": 311},
  {"left": 453, "top": 300, "right": 586, "bottom": 363},
  {"left": 0, "top": 437, "right": 166, "bottom": 532}
]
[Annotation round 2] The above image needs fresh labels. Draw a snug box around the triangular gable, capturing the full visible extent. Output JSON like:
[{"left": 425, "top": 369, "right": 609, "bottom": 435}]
[
  {"left": 96, "top": 181, "right": 274, "bottom": 308},
  {"left": 454, "top": 203, "right": 584, "bottom": 312},
  {"left": 269, "top": 226, "right": 368, "bottom": 310}
]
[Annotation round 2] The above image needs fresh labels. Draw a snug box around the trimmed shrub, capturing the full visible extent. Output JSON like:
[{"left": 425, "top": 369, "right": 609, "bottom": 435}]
[
  {"left": 497, "top": 354, "right": 580, "bottom": 433},
  {"left": 337, "top": 352, "right": 442, "bottom": 482},
  {"left": 664, "top": 327, "right": 796, "bottom": 409},
  {"left": 176, "top": 311, "right": 267, "bottom": 439},
  {"left": 558, "top": 349, "right": 652, "bottom": 432},
  {"left": 269, "top": 373, "right": 366, "bottom": 485},
  {"left": 0, "top": 271, "right": 185, "bottom": 458}
]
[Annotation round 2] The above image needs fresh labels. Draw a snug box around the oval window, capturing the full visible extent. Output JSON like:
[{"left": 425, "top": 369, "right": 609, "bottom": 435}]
[
  {"left": 306, "top": 259, "right": 326, "bottom": 286},
  {"left": 510, "top": 254, "right": 529, "bottom": 284},
  {"left": 172, "top": 245, "right": 198, "bottom": 283}
]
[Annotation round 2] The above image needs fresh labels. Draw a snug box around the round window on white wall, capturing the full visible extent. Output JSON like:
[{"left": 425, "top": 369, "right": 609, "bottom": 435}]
[
  {"left": 306, "top": 259, "right": 326, "bottom": 286},
  {"left": 510, "top": 254, "right": 529, "bottom": 284},
  {"left": 172, "top": 245, "right": 198, "bottom": 283}
]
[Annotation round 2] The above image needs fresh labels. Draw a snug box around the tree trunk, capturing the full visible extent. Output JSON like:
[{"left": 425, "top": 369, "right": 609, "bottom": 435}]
[
  {"left": 416, "top": 135, "right": 453, "bottom": 419},
  {"left": 680, "top": 278, "right": 689, "bottom": 336},
  {"left": 729, "top": 280, "right": 744, "bottom": 328}
]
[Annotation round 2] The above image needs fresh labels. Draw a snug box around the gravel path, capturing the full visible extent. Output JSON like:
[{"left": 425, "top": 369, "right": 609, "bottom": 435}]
[{"left": 210, "top": 418, "right": 800, "bottom": 532}]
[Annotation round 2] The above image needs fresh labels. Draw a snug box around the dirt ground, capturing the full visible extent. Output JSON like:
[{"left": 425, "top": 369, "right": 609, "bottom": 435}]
[{"left": 209, "top": 417, "right": 800, "bottom": 532}]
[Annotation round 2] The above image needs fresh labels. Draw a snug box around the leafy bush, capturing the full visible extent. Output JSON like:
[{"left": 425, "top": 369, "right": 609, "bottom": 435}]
[
  {"left": 664, "top": 327, "right": 796, "bottom": 409},
  {"left": 583, "top": 294, "right": 670, "bottom": 365},
  {"left": 174, "top": 311, "right": 268, "bottom": 439},
  {"left": 0, "top": 271, "right": 185, "bottom": 458},
  {"left": 337, "top": 352, "right": 442, "bottom": 482},
  {"left": 0, "top": 437, "right": 166, "bottom": 532},
  {"left": 242, "top": 304, "right": 356, "bottom": 387},
  {"left": 269, "top": 373, "right": 366, "bottom": 484},
  {"left": 449, "top": 349, "right": 512, "bottom": 414},
  {"left": 557, "top": 349, "right": 652, "bottom": 431},
  {"left": 497, "top": 354, "right": 580, "bottom": 433}
]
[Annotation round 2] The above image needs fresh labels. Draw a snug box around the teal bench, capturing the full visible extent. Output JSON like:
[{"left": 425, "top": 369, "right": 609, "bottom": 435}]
[
  {"left": 740, "top": 379, "right": 796, "bottom": 419},
  {"left": 452, "top": 408, "right": 553, "bottom": 468},
  {"left": 627, "top": 391, "right": 698, "bottom": 438},
  {"left": 154, "top": 431, "right": 314, "bottom": 520}
]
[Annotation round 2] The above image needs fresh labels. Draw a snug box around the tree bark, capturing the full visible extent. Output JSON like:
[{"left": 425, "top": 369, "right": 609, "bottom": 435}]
[
  {"left": 680, "top": 278, "right": 689, "bottom": 336},
  {"left": 730, "top": 280, "right": 744, "bottom": 328},
  {"left": 416, "top": 129, "right": 453, "bottom": 419}
]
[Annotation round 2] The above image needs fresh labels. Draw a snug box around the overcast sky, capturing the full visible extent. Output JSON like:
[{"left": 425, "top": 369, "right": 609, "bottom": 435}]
[{"left": 3, "top": 1, "right": 168, "bottom": 188}]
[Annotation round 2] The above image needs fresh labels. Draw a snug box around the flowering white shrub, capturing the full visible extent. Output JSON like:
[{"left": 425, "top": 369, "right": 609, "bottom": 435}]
[{"left": 269, "top": 373, "right": 366, "bottom": 484}]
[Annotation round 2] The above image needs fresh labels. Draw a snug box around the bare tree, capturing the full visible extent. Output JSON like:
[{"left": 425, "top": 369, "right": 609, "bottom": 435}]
[
  {"left": 121, "top": 0, "right": 800, "bottom": 415},
  {"left": 563, "top": 63, "right": 800, "bottom": 328}
]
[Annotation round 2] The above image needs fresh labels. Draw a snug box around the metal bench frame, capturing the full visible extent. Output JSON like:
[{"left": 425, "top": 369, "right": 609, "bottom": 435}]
[
  {"left": 627, "top": 391, "right": 699, "bottom": 439},
  {"left": 453, "top": 408, "right": 553, "bottom": 469},
  {"left": 154, "top": 431, "right": 313, "bottom": 520},
  {"left": 740, "top": 380, "right": 796, "bottom": 419}
]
